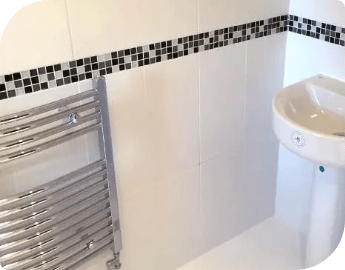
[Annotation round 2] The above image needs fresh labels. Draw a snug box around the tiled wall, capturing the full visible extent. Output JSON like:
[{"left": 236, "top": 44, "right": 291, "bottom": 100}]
[
  {"left": 1, "top": 14, "right": 345, "bottom": 102},
  {"left": 0, "top": 15, "right": 288, "bottom": 101},
  {"left": 2, "top": 14, "right": 345, "bottom": 101},
  {"left": 5, "top": 0, "right": 345, "bottom": 270}
]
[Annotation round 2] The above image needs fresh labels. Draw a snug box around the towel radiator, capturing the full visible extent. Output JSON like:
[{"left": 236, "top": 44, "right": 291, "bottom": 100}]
[{"left": 0, "top": 77, "right": 122, "bottom": 270}]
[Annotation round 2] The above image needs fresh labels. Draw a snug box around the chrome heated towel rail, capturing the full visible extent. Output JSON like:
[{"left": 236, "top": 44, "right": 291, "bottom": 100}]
[{"left": 0, "top": 77, "right": 122, "bottom": 270}]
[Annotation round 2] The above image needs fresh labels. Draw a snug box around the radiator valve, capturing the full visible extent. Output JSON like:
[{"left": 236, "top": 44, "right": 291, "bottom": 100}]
[{"left": 107, "top": 252, "right": 121, "bottom": 269}]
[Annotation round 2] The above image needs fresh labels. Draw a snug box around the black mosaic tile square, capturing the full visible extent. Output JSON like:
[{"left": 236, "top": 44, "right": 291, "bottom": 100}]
[
  {"left": 13, "top": 73, "right": 21, "bottom": 80},
  {"left": 46, "top": 66, "right": 54, "bottom": 73},
  {"left": 23, "top": 78, "right": 31, "bottom": 86},
  {"left": 106, "top": 67, "right": 113, "bottom": 74},
  {"left": 41, "top": 83, "right": 48, "bottom": 90},
  {"left": 91, "top": 56, "right": 98, "bottom": 63},
  {"left": 63, "top": 70, "right": 70, "bottom": 77},
  {"left": 54, "top": 64, "right": 62, "bottom": 71},
  {"left": 5, "top": 75, "right": 13, "bottom": 82},
  {"left": 31, "top": 76, "right": 39, "bottom": 84},
  {"left": 25, "top": 86, "right": 33, "bottom": 93},
  {"left": 30, "top": 69, "right": 38, "bottom": 76},
  {"left": 71, "top": 76, "right": 78, "bottom": 83},
  {"left": 0, "top": 91, "right": 7, "bottom": 100}
]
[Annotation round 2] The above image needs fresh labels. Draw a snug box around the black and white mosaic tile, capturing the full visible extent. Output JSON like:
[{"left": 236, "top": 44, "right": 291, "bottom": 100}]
[
  {"left": 4, "top": 13, "right": 341, "bottom": 102},
  {"left": 0, "top": 15, "right": 288, "bottom": 101},
  {"left": 288, "top": 15, "right": 345, "bottom": 46}
]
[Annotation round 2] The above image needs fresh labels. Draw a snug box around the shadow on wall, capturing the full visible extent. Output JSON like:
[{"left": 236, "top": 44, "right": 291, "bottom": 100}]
[{"left": 0, "top": 0, "right": 74, "bottom": 75}]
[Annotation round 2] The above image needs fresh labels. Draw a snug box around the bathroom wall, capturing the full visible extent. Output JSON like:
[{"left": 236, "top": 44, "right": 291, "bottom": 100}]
[
  {"left": 275, "top": 0, "right": 345, "bottom": 234},
  {"left": 0, "top": 0, "right": 289, "bottom": 269}
]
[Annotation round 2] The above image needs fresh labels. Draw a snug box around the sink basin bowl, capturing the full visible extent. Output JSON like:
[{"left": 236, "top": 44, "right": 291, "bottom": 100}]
[{"left": 273, "top": 75, "right": 345, "bottom": 168}]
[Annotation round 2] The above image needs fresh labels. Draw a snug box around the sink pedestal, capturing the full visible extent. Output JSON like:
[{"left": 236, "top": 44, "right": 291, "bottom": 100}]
[
  {"left": 276, "top": 145, "right": 345, "bottom": 268},
  {"left": 272, "top": 75, "right": 345, "bottom": 267},
  {"left": 301, "top": 165, "right": 345, "bottom": 268}
]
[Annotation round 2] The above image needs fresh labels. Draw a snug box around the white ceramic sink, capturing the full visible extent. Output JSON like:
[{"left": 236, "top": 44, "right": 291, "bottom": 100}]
[{"left": 273, "top": 74, "right": 345, "bottom": 168}]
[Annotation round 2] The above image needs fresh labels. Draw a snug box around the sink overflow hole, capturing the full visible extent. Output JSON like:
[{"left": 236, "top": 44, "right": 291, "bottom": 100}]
[{"left": 319, "top": 166, "right": 325, "bottom": 172}]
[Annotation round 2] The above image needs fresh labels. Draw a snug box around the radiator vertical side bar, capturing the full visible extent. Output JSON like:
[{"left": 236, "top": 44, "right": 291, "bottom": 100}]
[{"left": 94, "top": 77, "right": 122, "bottom": 253}]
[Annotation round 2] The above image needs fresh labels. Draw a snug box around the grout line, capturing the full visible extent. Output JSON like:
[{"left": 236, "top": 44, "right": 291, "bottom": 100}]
[
  {"left": 64, "top": 0, "right": 76, "bottom": 63},
  {"left": 64, "top": 0, "right": 92, "bottom": 165},
  {"left": 242, "top": 41, "right": 248, "bottom": 176},
  {"left": 197, "top": 49, "right": 202, "bottom": 220}
]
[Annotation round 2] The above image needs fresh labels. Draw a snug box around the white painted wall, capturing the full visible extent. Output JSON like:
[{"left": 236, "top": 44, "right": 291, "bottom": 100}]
[
  {"left": 0, "top": 0, "right": 288, "bottom": 270},
  {"left": 289, "top": 0, "right": 345, "bottom": 28}
]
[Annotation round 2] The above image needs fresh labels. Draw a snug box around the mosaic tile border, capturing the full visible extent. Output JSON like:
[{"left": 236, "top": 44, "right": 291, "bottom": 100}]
[
  {"left": 288, "top": 15, "right": 345, "bottom": 46},
  {"left": 2, "top": 14, "right": 345, "bottom": 101},
  {"left": 0, "top": 15, "right": 289, "bottom": 101}
]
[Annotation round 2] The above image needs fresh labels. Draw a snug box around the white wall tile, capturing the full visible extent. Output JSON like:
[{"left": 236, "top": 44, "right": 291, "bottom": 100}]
[
  {"left": 198, "top": 0, "right": 289, "bottom": 33},
  {"left": 120, "top": 166, "right": 202, "bottom": 270},
  {"left": 200, "top": 152, "right": 248, "bottom": 251},
  {"left": 199, "top": 44, "right": 246, "bottom": 163},
  {"left": 244, "top": 33, "right": 287, "bottom": 224},
  {"left": 0, "top": 0, "right": 73, "bottom": 74},
  {"left": 289, "top": 0, "right": 345, "bottom": 27},
  {"left": 144, "top": 54, "right": 200, "bottom": 181},
  {"left": 102, "top": 68, "right": 152, "bottom": 197},
  {"left": 246, "top": 0, "right": 289, "bottom": 22},
  {"left": 198, "top": 0, "right": 249, "bottom": 32},
  {"left": 0, "top": 45, "right": 8, "bottom": 74},
  {"left": 66, "top": 0, "right": 198, "bottom": 59}
]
